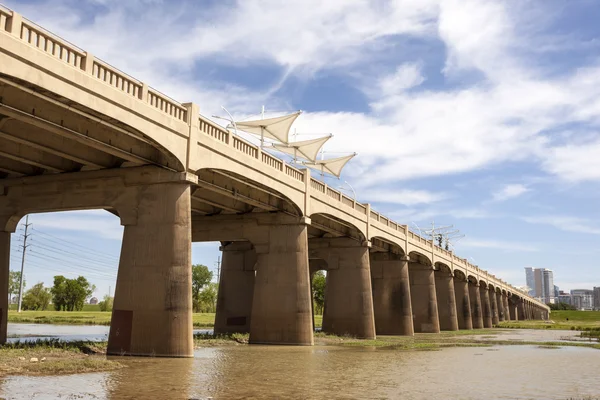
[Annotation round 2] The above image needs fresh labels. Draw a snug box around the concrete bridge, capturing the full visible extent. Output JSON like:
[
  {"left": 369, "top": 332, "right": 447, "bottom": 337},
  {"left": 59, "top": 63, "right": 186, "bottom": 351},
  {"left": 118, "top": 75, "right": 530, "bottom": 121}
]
[{"left": 0, "top": 8, "right": 549, "bottom": 357}]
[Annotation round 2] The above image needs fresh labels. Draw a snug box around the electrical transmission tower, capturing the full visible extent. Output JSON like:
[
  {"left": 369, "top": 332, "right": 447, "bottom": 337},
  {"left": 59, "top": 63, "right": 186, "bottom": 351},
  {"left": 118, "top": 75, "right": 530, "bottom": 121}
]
[
  {"left": 17, "top": 215, "right": 32, "bottom": 313},
  {"left": 422, "top": 221, "right": 465, "bottom": 251}
]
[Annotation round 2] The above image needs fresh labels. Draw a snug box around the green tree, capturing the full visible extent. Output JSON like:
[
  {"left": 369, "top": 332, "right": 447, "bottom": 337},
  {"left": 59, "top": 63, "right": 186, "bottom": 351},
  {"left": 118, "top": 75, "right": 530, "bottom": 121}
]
[
  {"left": 312, "top": 271, "right": 326, "bottom": 315},
  {"left": 51, "top": 275, "right": 96, "bottom": 311},
  {"left": 22, "top": 282, "right": 51, "bottom": 311},
  {"left": 8, "top": 271, "right": 25, "bottom": 303},
  {"left": 197, "top": 283, "right": 218, "bottom": 313},
  {"left": 192, "top": 264, "right": 213, "bottom": 312},
  {"left": 98, "top": 295, "right": 114, "bottom": 312}
]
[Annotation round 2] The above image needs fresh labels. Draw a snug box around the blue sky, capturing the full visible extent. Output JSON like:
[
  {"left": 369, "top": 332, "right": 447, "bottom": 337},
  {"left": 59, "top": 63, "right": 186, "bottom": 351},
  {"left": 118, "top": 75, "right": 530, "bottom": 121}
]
[{"left": 6, "top": 0, "right": 600, "bottom": 297}]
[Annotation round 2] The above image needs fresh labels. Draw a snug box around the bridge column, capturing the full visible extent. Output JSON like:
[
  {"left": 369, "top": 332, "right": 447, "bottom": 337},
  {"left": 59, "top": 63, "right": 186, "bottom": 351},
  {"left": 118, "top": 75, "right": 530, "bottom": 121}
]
[
  {"left": 517, "top": 299, "right": 526, "bottom": 320},
  {"left": 0, "top": 231, "right": 9, "bottom": 344},
  {"left": 214, "top": 241, "right": 256, "bottom": 334},
  {"left": 496, "top": 292, "right": 504, "bottom": 322},
  {"left": 479, "top": 285, "right": 493, "bottom": 328},
  {"left": 469, "top": 282, "right": 484, "bottom": 329},
  {"left": 409, "top": 262, "right": 440, "bottom": 333},
  {"left": 453, "top": 275, "right": 472, "bottom": 330},
  {"left": 108, "top": 181, "right": 193, "bottom": 357},
  {"left": 250, "top": 223, "right": 313, "bottom": 345},
  {"left": 504, "top": 295, "right": 512, "bottom": 321},
  {"left": 490, "top": 288, "right": 499, "bottom": 325},
  {"left": 312, "top": 238, "right": 375, "bottom": 339},
  {"left": 370, "top": 252, "right": 413, "bottom": 336},
  {"left": 434, "top": 268, "right": 458, "bottom": 331}
]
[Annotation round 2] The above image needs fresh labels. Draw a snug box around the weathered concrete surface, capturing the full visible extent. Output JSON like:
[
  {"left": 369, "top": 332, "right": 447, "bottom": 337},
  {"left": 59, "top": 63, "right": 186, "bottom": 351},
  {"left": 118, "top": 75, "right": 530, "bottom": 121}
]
[
  {"left": 434, "top": 268, "right": 458, "bottom": 331},
  {"left": 408, "top": 262, "right": 440, "bottom": 333},
  {"left": 249, "top": 224, "right": 313, "bottom": 345},
  {"left": 370, "top": 252, "right": 413, "bottom": 336},
  {"left": 480, "top": 285, "right": 493, "bottom": 328},
  {"left": 311, "top": 238, "right": 375, "bottom": 339},
  {"left": 453, "top": 276, "right": 473, "bottom": 330},
  {"left": 496, "top": 292, "right": 505, "bottom": 322},
  {"left": 490, "top": 288, "right": 500, "bottom": 325},
  {"left": 214, "top": 241, "right": 256, "bottom": 334},
  {"left": 469, "top": 282, "right": 484, "bottom": 329},
  {"left": 0, "top": 232, "right": 9, "bottom": 344},
  {"left": 108, "top": 182, "right": 193, "bottom": 357},
  {"left": 503, "top": 295, "right": 511, "bottom": 322}
]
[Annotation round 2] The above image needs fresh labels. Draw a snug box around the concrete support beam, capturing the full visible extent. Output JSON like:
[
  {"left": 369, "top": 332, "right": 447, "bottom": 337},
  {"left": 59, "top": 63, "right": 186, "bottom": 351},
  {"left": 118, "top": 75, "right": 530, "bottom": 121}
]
[
  {"left": 490, "top": 288, "right": 499, "bottom": 325},
  {"left": 250, "top": 223, "right": 313, "bottom": 345},
  {"left": 496, "top": 292, "right": 505, "bottom": 322},
  {"left": 509, "top": 298, "right": 518, "bottom": 321},
  {"left": 517, "top": 300, "right": 526, "bottom": 321},
  {"left": 434, "top": 268, "right": 458, "bottom": 331},
  {"left": 370, "top": 252, "right": 413, "bottom": 336},
  {"left": 453, "top": 276, "right": 472, "bottom": 330},
  {"left": 311, "top": 238, "right": 375, "bottom": 339},
  {"left": 503, "top": 295, "right": 511, "bottom": 322},
  {"left": 214, "top": 241, "right": 256, "bottom": 334},
  {"left": 0, "top": 232, "right": 9, "bottom": 344},
  {"left": 108, "top": 182, "right": 193, "bottom": 357},
  {"left": 479, "top": 285, "right": 493, "bottom": 328},
  {"left": 408, "top": 262, "right": 440, "bottom": 333},
  {"left": 469, "top": 282, "right": 484, "bottom": 329}
]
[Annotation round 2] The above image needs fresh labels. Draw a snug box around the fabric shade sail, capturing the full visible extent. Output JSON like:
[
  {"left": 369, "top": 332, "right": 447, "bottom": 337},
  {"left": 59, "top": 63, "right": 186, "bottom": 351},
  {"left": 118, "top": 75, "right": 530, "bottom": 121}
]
[
  {"left": 271, "top": 135, "right": 332, "bottom": 162},
  {"left": 232, "top": 111, "right": 302, "bottom": 144},
  {"left": 303, "top": 153, "right": 357, "bottom": 178}
]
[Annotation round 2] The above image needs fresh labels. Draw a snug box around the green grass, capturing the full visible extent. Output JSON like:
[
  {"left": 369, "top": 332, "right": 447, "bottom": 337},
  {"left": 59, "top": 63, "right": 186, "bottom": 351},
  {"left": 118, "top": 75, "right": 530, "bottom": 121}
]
[
  {"left": 7, "top": 311, "right": 325, "bottom": 329},
  {"left": 499, "top": 310, "right": 600, "bottom": 331}
]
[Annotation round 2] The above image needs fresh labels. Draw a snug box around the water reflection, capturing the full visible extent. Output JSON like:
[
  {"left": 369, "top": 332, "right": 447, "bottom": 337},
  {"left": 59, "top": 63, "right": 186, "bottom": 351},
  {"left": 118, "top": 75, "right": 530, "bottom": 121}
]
[{"left": 2, "top": 343, "right": 600, "bottom": 399}]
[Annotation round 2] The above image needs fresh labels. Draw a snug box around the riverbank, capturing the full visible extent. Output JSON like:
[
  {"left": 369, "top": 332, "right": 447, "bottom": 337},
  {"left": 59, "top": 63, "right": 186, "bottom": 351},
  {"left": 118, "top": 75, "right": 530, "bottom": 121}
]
[
  {"left": 498, "top": 310, "right": 600, "bottom": 331},
  {"left": 7, "top": 311, "right": 324, "bottom": 329},
  {"left": 2, "top": 329, "right": 598, "bottom": 377}
]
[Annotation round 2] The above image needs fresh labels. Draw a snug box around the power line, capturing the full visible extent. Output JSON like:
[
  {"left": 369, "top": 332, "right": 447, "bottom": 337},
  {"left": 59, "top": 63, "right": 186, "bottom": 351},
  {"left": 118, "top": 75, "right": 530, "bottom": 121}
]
[
  {"left": 28, "top": 251, "right": 117, "bottom": 278},
  {"left": 17, "top": 215, "right": 31, "bottom": 313},
  {"left": 31, "top": 241, "right": 117, "bottom": 269},
  {"left": 31, "top": 228, "right": 120, "bottom": 261}
]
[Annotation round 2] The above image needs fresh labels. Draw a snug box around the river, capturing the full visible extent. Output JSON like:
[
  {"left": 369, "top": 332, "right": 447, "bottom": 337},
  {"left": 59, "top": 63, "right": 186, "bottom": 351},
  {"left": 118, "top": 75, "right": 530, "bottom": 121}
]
[{"left": 2, "top": 325, "right": 600, "bottom": 399}]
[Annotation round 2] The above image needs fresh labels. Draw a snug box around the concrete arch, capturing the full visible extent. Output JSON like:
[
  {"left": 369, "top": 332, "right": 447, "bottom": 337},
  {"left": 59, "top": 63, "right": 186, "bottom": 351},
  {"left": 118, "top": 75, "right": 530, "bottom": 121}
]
[
  {"left": 454, "top": 269, "right": 467, "bottom": 281},
  {"left": 467, "top": 275, "right": 479, "bottom": 284},
  {"left": 435, "top": 262, "right": 453, "bottom": 275},
  {"left": 309, "top": 213, "right": 367, "bottom": 242},
  {"left": 371, "top": 236, "right": 405, "bottom": 255},
  {"left": 408, "top": 251, "right": 432, "bottom": 266},
  {"left": 479, "top": 279, "right": 489, "bottom": 289}
]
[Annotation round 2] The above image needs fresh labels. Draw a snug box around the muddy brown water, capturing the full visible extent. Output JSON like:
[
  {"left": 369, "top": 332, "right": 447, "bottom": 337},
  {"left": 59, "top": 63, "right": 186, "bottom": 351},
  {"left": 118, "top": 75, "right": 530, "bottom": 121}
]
[{"left": 2, "top": 329, "right": 600, "bottom": 399}]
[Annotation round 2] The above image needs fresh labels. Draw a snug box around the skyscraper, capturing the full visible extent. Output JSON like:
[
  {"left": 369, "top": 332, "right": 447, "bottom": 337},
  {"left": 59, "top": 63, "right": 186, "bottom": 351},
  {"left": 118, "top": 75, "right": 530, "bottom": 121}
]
[
  {"left": 593, "top": 287, "right": 600, "bottom": 310},
  {"left": 525, "top": 267, "right": 535, "bottom": 296}
]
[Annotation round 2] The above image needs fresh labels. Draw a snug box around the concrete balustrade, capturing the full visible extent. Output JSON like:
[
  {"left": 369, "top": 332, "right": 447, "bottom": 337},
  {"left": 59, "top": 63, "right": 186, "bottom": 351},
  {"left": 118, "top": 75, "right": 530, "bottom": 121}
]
[{"left": 0, "top": 5, "right": 551, "bottom": 356}]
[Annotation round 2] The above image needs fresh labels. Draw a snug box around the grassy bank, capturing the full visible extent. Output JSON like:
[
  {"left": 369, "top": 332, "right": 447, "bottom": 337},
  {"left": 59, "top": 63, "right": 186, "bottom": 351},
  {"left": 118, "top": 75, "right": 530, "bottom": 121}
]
[
  {"left": 499, "top": 310, "right": 600, "bottom": 331},
  {"left": 7, "top": 310, "right": 324, "bottom": 329},
  {"left": 0, "top": 339, "right": 121, "bottom": 377}
]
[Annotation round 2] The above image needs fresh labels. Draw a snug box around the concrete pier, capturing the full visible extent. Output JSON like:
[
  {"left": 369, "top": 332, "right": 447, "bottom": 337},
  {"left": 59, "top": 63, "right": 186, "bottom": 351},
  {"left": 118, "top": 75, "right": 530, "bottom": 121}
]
[
  {"left": 504, "top": 295, "right": 512, "bottom": 321},
  {"left": 453, "top": 275, "right": 473, "bottom": 330},
  {"left": 370, "top": 252, "right": 414, "bottom": 336},
  {"left": 490, "top": 287, "right": 500, "bottom": 325},
  {"left": 409, "top": 262, "right": 440, "bottom": 333},
  {"left": 469, "top": 282, "right": 484, "bottom": 329},
  {"left": 312, "top": 238, "right": 375, "bottom": 339},
  {"left": 496, "top": 292, "right": 505, "bottom": 321},
  {"left": 250, "top": 224, "right": 313, "bottom": 345},
  {"left": 0, "top": 232, "right": 9, "bottom": 345},
  {"left": 479, "top": 284, "right": 493, "bottom": 328},
  {"left": 214, "top": 241, "right": 256, "bottom": 334},
  {"left": 434, "top": 267, "right": 458, "bottom": 331},
  {"left": 108, "top": 182, "right": 193, "bottom": 357}
]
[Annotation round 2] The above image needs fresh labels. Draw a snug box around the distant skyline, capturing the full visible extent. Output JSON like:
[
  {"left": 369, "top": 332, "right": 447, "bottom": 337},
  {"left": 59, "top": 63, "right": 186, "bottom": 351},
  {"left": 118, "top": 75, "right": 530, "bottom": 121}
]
[{"left": 6, "top": 0, "right": 600, "bottom": 296}]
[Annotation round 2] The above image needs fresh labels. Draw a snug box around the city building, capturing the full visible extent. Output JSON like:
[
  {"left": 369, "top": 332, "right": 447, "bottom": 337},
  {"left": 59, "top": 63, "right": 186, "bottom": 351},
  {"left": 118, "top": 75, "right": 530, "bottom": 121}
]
[
  {"left": 557, "top": 291, "right": 572, "bottom": 305},
  {"left": 594, "top": 287, "right": 600, "bottom": 310},
  {"left": 571, "top": 289, "right": 594, "bottom": 310},
  {"left": 525, "top": 267, "right": 535, "bottom": 296},
  {"left": 554, "top": 285, "right": 560, "bottom": 299},
  {"left": 528, "top": 268, "right": 555, "bottom": 304}
]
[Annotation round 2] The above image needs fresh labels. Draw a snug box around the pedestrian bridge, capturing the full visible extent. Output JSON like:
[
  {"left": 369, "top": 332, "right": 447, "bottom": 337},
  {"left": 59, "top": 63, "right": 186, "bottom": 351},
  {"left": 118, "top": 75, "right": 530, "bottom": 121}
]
[{"left": 0, "top": 7, "right": 549, "bottom": 357}]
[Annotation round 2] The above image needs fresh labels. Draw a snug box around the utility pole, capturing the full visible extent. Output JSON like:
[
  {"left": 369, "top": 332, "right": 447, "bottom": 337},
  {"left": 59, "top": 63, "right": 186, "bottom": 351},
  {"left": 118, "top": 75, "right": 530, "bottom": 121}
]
[
  {"left": 17, "top": 215, "right": 32, "bottom": 313},
  {"left": 215, "top": 256, "right": 221, "bottom": 284}
]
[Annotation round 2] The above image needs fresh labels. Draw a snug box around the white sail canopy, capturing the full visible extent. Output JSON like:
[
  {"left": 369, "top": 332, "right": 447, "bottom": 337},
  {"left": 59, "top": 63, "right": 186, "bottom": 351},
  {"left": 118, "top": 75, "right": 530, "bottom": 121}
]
[
  {"left": 232, "top": 111, "right": 302, "bottom": 144},
  {"left": 304, "top": 153, "right": 357, "bottom": 178},
  {"left": 271, "top": 135, "right": 332, "bottom": 162}
]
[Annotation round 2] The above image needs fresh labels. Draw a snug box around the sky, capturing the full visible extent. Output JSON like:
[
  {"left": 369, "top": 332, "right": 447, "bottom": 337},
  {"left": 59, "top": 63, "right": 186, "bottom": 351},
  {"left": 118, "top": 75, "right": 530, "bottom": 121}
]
[{"left": 6, "top": 0, "right": 600, "bottom": 298}]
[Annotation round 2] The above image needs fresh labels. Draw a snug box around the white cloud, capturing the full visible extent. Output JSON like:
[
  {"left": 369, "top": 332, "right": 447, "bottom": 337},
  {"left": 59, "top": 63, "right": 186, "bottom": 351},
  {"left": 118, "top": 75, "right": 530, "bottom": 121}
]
[
  {"left": 378, "top": 63, "right": 425, "bottom": 96},
  {"left": 459, "top": 238, "right": 539, "bottom": 252},
  {"left": 522, "top": 215, "right": 600, "bottom": 235},
  {"left": 541, "top": 139, "right": 600, "bottom": 182},
  {"left": 492, "top": 184, "right": 530, "bottom": 202}
]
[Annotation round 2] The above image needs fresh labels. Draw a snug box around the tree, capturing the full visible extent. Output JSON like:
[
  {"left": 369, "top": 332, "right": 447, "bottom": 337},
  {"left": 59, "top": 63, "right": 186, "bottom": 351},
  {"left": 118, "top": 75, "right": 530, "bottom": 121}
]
[
  {"left": 312, "top": 271, "right": 326, "bottom": 315},
  {"left": 50, "top": 275, "right": 96, "bottom": 311},
  {"left": 98, "top": 295, "right": 114, "bottom": 312},
  {"left": 22, "top": 283, "right": 51, "bottom": 311},
  {"left": 8, "top": 271, "right": 25, "bottom": 304},
  {"left": 549, "top": 302, "right": 576, "bottom": 311},
  {"left": 197, "top": 283, "right": 219, "bottom": 313},
  {"left": 192, "top": 264, "right": 213, "bottom": 312}
]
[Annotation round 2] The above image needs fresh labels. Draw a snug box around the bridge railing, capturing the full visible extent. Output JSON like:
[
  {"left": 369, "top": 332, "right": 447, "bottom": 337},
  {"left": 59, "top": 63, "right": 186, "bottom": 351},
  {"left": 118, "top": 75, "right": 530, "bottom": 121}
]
[{"left": 92, "top": 58, "right": 143, "bottom": 99}]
